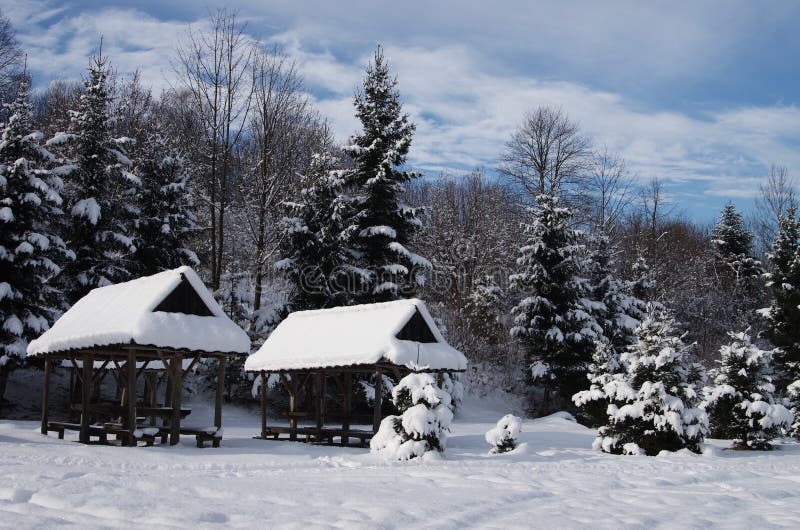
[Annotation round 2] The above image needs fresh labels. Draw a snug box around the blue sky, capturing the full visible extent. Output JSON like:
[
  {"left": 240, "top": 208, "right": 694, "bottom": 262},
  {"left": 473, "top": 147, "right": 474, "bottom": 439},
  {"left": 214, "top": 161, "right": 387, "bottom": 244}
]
[{"left": 6, "top": 0, "right": 800, "bottom": 221}]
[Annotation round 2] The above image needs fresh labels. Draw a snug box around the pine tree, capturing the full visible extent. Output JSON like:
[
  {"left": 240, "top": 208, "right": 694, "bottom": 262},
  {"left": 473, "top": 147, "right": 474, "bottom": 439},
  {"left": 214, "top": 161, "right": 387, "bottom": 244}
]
[
  {"left": 49, "top": 52, "right": 138, "bottom": 303},
  {"left": 572, "top": 340, "right": 623, "bottom": 427},
  {"left": 760, "top": 205, "right": 800, "bottom": 388},
  {"left": 702, "top": 331, "right": 791, "bottom": 449},
  {"left": 463, "top": 274, "right": 504, "bottom": 348},
  {"left": 0, "top": 79, "right": 70, "bottom": 402},
  {"left": 341, "top": 47, "right": 429, "bottom": 304},
  {"left": 132, "top": 132, "right": 198, "bottom": 276},
  {"left": 711, "top": 203, "right": 763, "bottom": 286},
  {"left": 595, "top": 306, "right": 708, "bottom": 456},
  {"left": 370, "top": 372, "right": 453, "bottom": 460},
  {"left": 276, "top": 152, "right": 349, "bottom": 311},
  {"left": 485, "top": 414, "right": 522, "bottom": 454},
  {"left": 509, "top": 193, "right": 601, "bottom": 413},
  {"left": 586, "top": 232, "right": 643, "bottom": 353}
]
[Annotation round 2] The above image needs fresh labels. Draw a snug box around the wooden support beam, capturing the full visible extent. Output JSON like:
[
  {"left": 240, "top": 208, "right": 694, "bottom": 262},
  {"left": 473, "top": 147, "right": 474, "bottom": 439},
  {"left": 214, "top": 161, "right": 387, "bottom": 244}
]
[
  {"left": 342, "top": 370, "right": 351, "bottom": 446},
  {"left": 288, "top": 373, "right": 297, "bottom": 441},
  {"left": 79, "top": 354, "right": 92, "bottom": 444},
  {"left": 315, "top": 370, "right": 327, "bottom": 441},
  {"left": 373, "top": 367, "right": 383, "bottom": 433},
  {"left": 170, "top": 355, "right": 182, "bottom": 445},
  {"left": 260, "top": 371, "right": 267, "bottom": 439},
  {"left": 126, "top": 350, "right": 137, "bottom": 446},
  {"left": 40, "top": 359, "right": 51, "bottom": 435},
  {"left": 214, "top": 356, "right": 226, "bottom": 430}
]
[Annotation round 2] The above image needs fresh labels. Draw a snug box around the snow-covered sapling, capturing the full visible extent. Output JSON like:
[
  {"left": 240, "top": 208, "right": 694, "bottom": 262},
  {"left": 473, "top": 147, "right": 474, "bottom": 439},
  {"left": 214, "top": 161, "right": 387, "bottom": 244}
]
[
  {"left": 485, "top": 414, "right": 522, "bottom": 453},
  {"left": 370, "top": 372, "right": 453, "bottom": 460},
  {"left": 702, "top": 331, "right": 792, "bottom": 450}
]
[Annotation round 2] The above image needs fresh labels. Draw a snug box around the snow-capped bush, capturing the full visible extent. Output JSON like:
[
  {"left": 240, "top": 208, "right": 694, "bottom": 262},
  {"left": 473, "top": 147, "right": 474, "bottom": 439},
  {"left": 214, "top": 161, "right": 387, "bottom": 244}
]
[
  {"left": 370, "top": 372, "right": 453, "bottom": 460},
  {"left": 702, "top": 332, "right": 792, "bottom": 449},
  {"left": 485, "top": 414, "right": 522, "bottom": 453},
  {"left": 594, "top": 307, "right": 709, "bottom": 456}
]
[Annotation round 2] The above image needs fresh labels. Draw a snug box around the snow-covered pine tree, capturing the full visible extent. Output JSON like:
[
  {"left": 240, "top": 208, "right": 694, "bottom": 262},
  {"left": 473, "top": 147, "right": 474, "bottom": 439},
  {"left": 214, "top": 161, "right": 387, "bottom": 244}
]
[
  {"left": 701, "top": 331, "right": 791, "bottom": 449},
  {"left": 485, "top": 414, "right": 522, "bottom": 454},
  {"left": 509, "top": 193, "right": 601, "bottom": 413},
  {"left": 133, "top": 132, "right": 198, "bottom": 276},
  {"left": 594, "top": 306, "right": 708, "bottom": 456},
  {"left": 48, "top": 52, "right": 139, "bottom": 303},
  {"left": 370, "top": 372, "right": 453, "bottom": 460},
  {"left": 629, "top": 251, "right": 656, "bottom": 309},
  {"left": 276, "top": 151, "right": 349, "bottom": 311},
  {"left": 463, "top": 274, "right": 504, "bottom": 348},
  {"left": 711, "top": 202, "right": 763, "bottom": 287},
  {"left": 341, "top": 47, "right": 429, "bottom": 304},
  {"left": 760, "top": 205, "right": 800, "bottom": 389},
  {"left": 586, "top": 231, "right": 643, "bottom": 353},
  {"left": 0, "top": 78, "right": 70, "bottom": 403},
  {"left": 572, "top": 340, "right": 623, "bottom": 427}
]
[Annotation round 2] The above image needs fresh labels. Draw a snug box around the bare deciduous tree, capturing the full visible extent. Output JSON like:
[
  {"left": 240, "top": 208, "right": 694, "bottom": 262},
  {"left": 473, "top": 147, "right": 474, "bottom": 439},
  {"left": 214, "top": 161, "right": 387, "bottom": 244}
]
[
  {"left": 499, "top": 106, "right": 590, "bottom": 202},
  {"left": 175, "top": 9, "right": 253, "bottom": 289},
  {"left": 753, "top": 164, "right": 796, "bottom": 254},
  {"left": 0, "top": 9, "right": 23, "bottom": 103},
  {"left": 585, "top": 148, "right": 634, "bottom": 235}
]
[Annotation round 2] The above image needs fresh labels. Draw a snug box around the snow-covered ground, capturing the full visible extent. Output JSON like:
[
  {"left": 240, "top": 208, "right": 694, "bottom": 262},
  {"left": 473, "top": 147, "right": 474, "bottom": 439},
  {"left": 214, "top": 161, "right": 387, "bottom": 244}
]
[{"left": 2, "top": 395, "right": 800, "bottom": 529}]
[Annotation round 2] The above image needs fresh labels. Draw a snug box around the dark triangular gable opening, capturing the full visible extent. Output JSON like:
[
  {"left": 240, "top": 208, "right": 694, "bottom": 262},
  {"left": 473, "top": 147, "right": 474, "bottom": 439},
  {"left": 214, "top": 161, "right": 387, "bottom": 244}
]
[
  {"left": 153, "top": 274, "right": 214, "bottom": 316},
  {"left": 396, "top": 308, "right": 438, "bottom": 343}
]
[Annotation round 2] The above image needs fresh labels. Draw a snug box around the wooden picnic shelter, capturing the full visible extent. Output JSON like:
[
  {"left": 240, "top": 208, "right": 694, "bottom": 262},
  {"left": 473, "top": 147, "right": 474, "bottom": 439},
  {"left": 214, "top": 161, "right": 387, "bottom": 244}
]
[
  {"left": 28, "top": 266, "right": 250, "bottom": 447},
  {"left": 244, "top": 299, "right": 467, "bottom": 447}
]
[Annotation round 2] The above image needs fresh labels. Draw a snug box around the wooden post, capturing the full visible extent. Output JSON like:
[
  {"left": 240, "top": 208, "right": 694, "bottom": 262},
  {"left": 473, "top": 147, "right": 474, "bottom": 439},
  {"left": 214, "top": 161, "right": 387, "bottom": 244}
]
[
  {"left": 170, "top": 355, "right": 182, "bottom": 445},
  {"left": 342, "top": 370, "right": 351, "bottom": 446},
  {"left": 288, "top": 373, "right": 297, "bottom": 441},
  {"left": 40, "top": 358, "right": 51, "bottom": 435},
  {"left": 373, "top": 367, "right": 382, "bottom": 433},
  {"left": 214, "top": 355, "right": 226, "bottom": 430},
  {"left": 126, "top": 350, "right": 137, "bottom": 446},
  {"left": 437, "top": 371, "right": 444, "bottom": 388},
  {"left": 260, "top": 371, "right": 267, "bottom": 439},
  {"left": 80, "top": 354, "right": 92, "bottom": 444},
  {"left": 315, "top": 370, "right": 324, "bottom": 441}
]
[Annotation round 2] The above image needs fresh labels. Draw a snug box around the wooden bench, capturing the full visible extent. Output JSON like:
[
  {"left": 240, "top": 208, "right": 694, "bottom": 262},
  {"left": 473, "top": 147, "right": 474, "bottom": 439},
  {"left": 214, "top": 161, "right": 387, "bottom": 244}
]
[
  {"left": 46, "top": 422, "right": 135, "bottom": 445},
  {"left": 258, "top": 426, "right": 373, "bottom": 446},
  {"left": 158, "top": 426, "right": 223, "bottom": 448}
]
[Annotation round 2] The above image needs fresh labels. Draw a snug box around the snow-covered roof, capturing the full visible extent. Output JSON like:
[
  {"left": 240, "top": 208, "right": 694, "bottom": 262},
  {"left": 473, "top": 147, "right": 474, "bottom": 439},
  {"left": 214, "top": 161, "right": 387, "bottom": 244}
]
[
  {"left": 244, "top": 299, "right": 467, "bottom": 372},
  {"left": 28, "top": 266, "right": 250, "bottom": 356}
]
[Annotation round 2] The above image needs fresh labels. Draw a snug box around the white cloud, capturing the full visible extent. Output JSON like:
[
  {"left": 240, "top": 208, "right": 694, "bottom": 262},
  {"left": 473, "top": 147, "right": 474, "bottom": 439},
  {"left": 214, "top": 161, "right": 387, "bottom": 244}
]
[{"left": 7, "top": 1, "right": 800, "bottom": 215}]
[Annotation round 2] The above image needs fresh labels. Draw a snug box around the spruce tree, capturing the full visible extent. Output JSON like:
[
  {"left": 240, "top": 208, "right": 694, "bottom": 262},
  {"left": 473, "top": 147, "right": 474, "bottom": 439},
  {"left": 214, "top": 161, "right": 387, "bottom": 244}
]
[
  {"left": 702, "top": 331, "right": 791, "bottom": 449},
  {"left": 341, "top": 47, "right": 429, "bottom": 304},
  {"left": 711, "top": 202, "right": 763, "bottom": 286},
  {"left": 463, "top": 274, "right": 504, "bottom": 348},
  {"left": 509, "top": 193, "right": 601, "bottom": 413},
  {"left": 587, "top": 232, "right": 643, "bottom": 353},
  {"left": 761, "top": 205, "right": 800, "bottom": 388},
  {"left": 133, "top": 132, "right": 198, "bottom": 276},
  {"left": 0, "top": 79, "right": 70, "bottom": 402},
  {"left": 49, "top": 52, "right": 138, "bottom": 303},
  {"left": 276, "top": 152, "right": 349, "bottom": 311},
  {"left": 573, "top": 340, "right": 623, "bottom": 427},
  {"left": 595, "top": 306, "right": 708, "bottom": 455},
  {"left": 370, "top": 372, "right": 453, "bottom": 460}
]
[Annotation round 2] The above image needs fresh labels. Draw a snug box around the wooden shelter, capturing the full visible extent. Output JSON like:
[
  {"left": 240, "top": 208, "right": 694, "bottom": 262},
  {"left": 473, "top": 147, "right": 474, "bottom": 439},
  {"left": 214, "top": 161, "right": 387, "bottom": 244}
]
[
  {"left": 244, "top": 299, "right": 467, "bottom": 446},
  {"left": 28, "top": 266, "right": 250, "bottom": 447}
]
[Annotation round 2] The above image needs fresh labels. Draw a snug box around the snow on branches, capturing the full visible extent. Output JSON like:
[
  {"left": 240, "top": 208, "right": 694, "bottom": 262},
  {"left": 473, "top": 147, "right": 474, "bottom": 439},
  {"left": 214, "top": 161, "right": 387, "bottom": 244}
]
[{"left": 370, "top": 372, "right": 453, "bottom": 460}]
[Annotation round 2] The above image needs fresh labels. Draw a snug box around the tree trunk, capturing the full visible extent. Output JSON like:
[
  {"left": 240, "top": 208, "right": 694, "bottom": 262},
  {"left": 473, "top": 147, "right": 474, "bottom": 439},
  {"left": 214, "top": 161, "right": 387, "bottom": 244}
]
[{"left": 0, "top": 365, "right": 10, "bottom": 414}]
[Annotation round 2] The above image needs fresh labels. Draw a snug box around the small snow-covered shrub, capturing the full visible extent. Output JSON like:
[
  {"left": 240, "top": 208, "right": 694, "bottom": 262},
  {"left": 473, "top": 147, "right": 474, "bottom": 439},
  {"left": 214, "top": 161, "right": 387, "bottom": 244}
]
[
  {"left": 485, "top": 414, "right": 522, "bottom": 453},
  {"left": 594, "top": 307, "right": 709, "bottom": 456},
  {"left": 370, "top": 373, "right": 453, "bottom": 460},
  {"left": 702, "top": 332, "right": 792, "bottom": 450}
]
